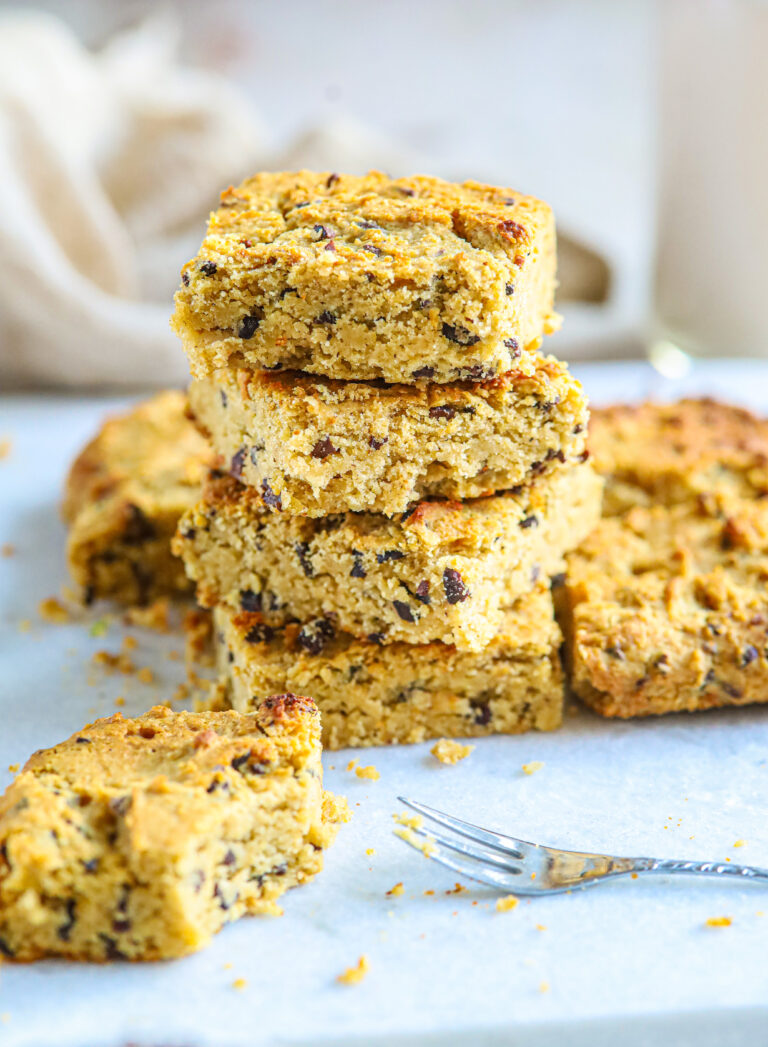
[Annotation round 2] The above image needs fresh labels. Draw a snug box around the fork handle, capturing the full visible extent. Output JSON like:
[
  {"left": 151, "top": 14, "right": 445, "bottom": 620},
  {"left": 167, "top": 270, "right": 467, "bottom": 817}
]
[{"left": 635, "top": 857, "right": 768, "bottom": 885}]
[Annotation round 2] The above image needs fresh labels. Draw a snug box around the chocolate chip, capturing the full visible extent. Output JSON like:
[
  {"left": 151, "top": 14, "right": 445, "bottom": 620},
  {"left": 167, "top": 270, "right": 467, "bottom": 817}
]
[
  {"left": 296, "top": 618, "right": 335, "bottom": 655},
  {"left": 75, "top": 737, "right": 91, "bottom": 744},
  {"left": 112, "top": 918, "right": 131, "bottom": 934},
  {"left": 109, "top": 796, "right": 131, "bottom": 816},
  {"left": 505, "top": 283, "right": 514, "bottom": 295},
  {"left": 199, "top": 261, "right": 218, "bottom": 276},
  {"left": 377, "top": 550, "right": 405, "bottom": 563},
  {"left": 83, "top": 858, "right": 99, "bottom": 873},
  {"left": 57, "top": 899, "right": 77, "bottom": 941},
  {"left": 742, "top": 645, "right": 759, "bottom": 667},
  {"left": 314, "top": 224, "right": 331, "bottom": 240},
  {"left": 442, "top": 323, "right": 480, "bottom": 347},
  {"left": 519, "top": 515, "right": 539, "bottom": 529},
  {"left": 181, "top": 528, "right": 196, "bottom": 539},
  {"left": 606, "top": 646, "right": 625, "bottom": 660},
  {"left": 317, "top": 311, "right": 336, "bottom": 324},
  {"left": 238, "top": 315, "right": 261, "bottom": 339},
  {"left": 393, "top": 600, "right": 416, "bottom": 622},
  {"left": 350, "top": 550, "right": 367, "bottom": 578},
  {"left": 245, "top": 623, "right": 274, "bottom": 644},
  {"left": 250, "top": 442, "right": 265, "bottom": 465},
  {"left": 429, "top": 405, "right": 456, "bottom": 421},
  {"left": 367, "top": 632, "right": 386, "bottom": 644},
  {"left": 122, "top": 504, "right": 156, "bottom": 545},
  {"left": 261, "top": 479, "right": 282, "bottom": 510},
  {"left": 214, "top": 883, "right": 238, "bottom": 911},
  {"left": 722, "top": 682, "right": 743, "bottom": 699},
  {"left": 231, "top": 752, "right": 251, "bottom": 772},
  {"left": 99, "top": 934, "right": 128, "bottom": 961},
  {"left": 369, "top": 435, "right": 388, "bottom": 450},
  {"left": 415, "top": 580, "right": 430, "bottom": 605},
  {"left": 240, "top": 589, "right": 262, "bottom": 613},
  {"left": 230, "top": 448, "right": 246, "bottom": 478},
  {"left": 220, "top": 389, "right": 228, "bottom": 408},
  {"left": 362, "top": 244, "right": 383, "bottom": 256},
  {"left": 324, "top": 239, "right": 336, "bottom": 251},
  {"left": 443, "top": 568, "right": 470, "bottom": 603},
  {"left": 531, "top": 565, "right": 541, "bottom": 583},
  {"left": 0, "top": 937, "right": 14, "bottom": 958},
  {"left": 311, "top": 436, "right": 338, "bottom": 459},
  {"left": 223, "top": 849, "right": 236, "bottom": 866},
  {"left": 412, "top": 366, "right": 435, "bottom": 379},
  {"left": 503, "top": 337, "right": 520, "bottom": 352},
  {"left": 326, "top": 172, "right": 340, "bottom": 188},
  {"left": 295, "top": 541, "right": 314, "bottom": 578},
  {"left": 397, "top": 186, "right": 415, "bottom": 196},
  {"left": 181, "top": 271, "right": 190, "bottom": 286},
  {"left": 358, "top": 220, "right": 380, "bottom": 230},
  {"left": 474, "top": 703, "right": 492, "bottom": 726},
  {"left": 573, "top": 424, "right": 584, "bottom": 434}
]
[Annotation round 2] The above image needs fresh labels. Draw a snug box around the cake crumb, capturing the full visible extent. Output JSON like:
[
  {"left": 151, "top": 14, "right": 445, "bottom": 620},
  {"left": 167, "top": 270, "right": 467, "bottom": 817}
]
[
  {"left": 539, "top": 981, "right": 550, "bottom": 993},
  {"left": 7, "top": 764, "right": 18, "bottom": 774},
  {"left": 92, "top": 650, "right": 135, "bottom": 674},
  {"left": 0, "top": 438, "right": 11, "bottom": 460},
  {"left": 733, "top": 839, "right": 746, "bottom": 848},
  {"left": 365, "top": 848, "right": 375, "bottom": 856},
  {"left": 355, "top": 764, "right": 380, "bottom": 781},
  {"left": 386, "top": 882, "right": 405, "bottom": 897},
  {"left": 122, "top": 635, "right": 138, "bottom": 652},
  {"left": 1, "top": 543, "right": 14, "bottom": 557},
  {"left": 496, "top": 895, "right": 519, "bottom": 913},
  {"left": 705, "top": 916, "right": 732, "bottom": 928},
  {"left": 337, "top": 955, "right": 369, "bottom": 985},
  {"left": 445, "top": 882, "right": 467, "bottom": 895},
  {"left": 137, "top": 667, "right": 154, "bottom": 684},
  {"left": 394, "top": 826, "right": 435, "bottom": 856},
  {"left": 124, "top": 598, "right": 171, "bottom": 633},
  {"left": 18, "top": 619, "right": 31, "bottom": 633},
  {"left": 223, "top": 962, "right": 233, "bottom": 970},
  {"left": 114, "top": 696, "right": 125, "bottom": 708},
  {"left": 183, "top": 607, "right": 214, "bottom": 666},
  {"left": 536, "top": 923, "right": 547, "bottom": 931},
  {"left": 346, "top": 758, "right": 358, "bottom": 772},
  {"left": 431, "top": 738, "right": 475, "bottom": 765},
  {"left": 424, "top": 889, "right": 435, "bottom": 896},
  {"left": 38, "top": 596, "right": 71, "bottom": 624},
  {"left": 522, "top": 761, "right": 544, "bottom": 775},
  {"left": 393, "top": 812, "right": 423, "bottom": 830},
  {"left": 232, "top": 978, "right": 247, "bottom": 991}
]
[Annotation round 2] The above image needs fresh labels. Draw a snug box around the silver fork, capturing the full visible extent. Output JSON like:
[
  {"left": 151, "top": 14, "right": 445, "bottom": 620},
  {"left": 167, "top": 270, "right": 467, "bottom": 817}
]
[{"left": 395, "top": 797, "right": 768, "bottom": 895}]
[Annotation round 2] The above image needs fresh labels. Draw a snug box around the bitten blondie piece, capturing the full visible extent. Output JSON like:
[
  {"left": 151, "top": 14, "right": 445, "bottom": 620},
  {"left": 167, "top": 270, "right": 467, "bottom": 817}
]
[
  {"left": 589, "top": 398, "right": 768, "bottom": 516},
  {"left": 188, "top": 356, "right": 588, "bottom": 516},
  {"left": 174, "top": 463, "right": 602, "bottom": 651},
  {"left": 0, "top": 702, "right": 345, "bottom": 961},
  {"left": 214, "top": 585, "right": 563, "bottom": 749},
  {"left": 64, "top": 391, "right": 211, "bottom": 605},
  {"left": 172, "top": 171, "right": 559, "bottom": 384},
  {"left": 562, "top": 497, "right": 768, "bottom": 718}
]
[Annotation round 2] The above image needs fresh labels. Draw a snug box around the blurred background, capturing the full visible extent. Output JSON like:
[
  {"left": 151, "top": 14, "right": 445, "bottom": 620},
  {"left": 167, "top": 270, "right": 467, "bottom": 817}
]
[{"left": 1, "top": 0, "right": 764, "bottom": 389}]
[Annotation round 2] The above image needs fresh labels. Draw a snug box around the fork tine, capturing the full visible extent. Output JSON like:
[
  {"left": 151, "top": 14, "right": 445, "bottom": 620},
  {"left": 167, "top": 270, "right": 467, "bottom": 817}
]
[
  {"left": 397, "top": 831, "right": 524, "bottom": 892},
  {"left": 398, "top": 796, "right": 528, "bottom": 859},
  {"left": 405, "top": 824, "right": 524, "bottom": 875}
]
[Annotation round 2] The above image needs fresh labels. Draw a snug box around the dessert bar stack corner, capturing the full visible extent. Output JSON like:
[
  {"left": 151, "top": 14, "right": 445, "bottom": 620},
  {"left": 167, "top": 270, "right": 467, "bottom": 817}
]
[{"left": 171, "top": 170, "right": 604, "bottom": 748}]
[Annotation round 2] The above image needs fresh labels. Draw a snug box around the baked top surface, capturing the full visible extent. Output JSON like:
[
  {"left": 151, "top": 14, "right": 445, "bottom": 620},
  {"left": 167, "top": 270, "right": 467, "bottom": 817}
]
[{"left": 590, "top": 397, "right": 768, "bottom": 512}]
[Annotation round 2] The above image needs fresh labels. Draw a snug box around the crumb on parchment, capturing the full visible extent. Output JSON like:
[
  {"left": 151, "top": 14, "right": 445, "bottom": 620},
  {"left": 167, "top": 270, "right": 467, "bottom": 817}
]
[
  {"left": 123, "top": 598, "right": 171, "bottom": 633},
  {"left": 0, "top": 438, "right": 11, "bottom": 460},
  {"left": 337, "top": 955, "right": 369, "bottom": 985},
  {"left": 431, "top": 739, "right": 474, "bottom": 764},
  {"left": 392, "top": 812, "right": 423, "bottom": 830},
  {"left": 232, "top": 978, "right": 247, "bottom": 991},
  {"left": 522, "top": 761, "right": 544, "bottom": 775},
  {"left": 38, "top": 596, "right": 72, "bottom": 624},
  {"left": 1, "top": 544, "right": 14, "bottom": 557},
  {"left": 705, "top": 916, "right": 732, "bottom": 928},
  {"left": 393, "top": 826, "right": 435, "bottom": 857},
  {"left": 355, "top": 764, "right": 380, "bottom": 781},
  {"left": 496, "top": 895, "right": 519, "bottom": 912},
  {"left": 386, "top": 882, "right": 405, "bottom": 897}
]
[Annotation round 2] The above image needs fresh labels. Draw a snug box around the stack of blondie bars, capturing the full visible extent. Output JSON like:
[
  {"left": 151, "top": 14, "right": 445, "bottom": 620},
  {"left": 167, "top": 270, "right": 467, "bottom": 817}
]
[{"left": 170, "top": 171, "right": 603, "bottom": 748}]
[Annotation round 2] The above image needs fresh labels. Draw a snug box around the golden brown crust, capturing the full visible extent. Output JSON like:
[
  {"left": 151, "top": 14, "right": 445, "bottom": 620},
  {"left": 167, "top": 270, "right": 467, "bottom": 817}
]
[{"left": 172, "top": 170, "right": 559, "bottom": 384}]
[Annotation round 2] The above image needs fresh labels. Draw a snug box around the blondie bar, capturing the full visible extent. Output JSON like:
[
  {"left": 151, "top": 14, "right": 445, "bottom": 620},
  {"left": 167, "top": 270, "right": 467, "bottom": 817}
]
[
  {"left": 214, "top": 585, "right": 563, "bottom": 749},
  {"left": 0, "top": 701, "right": 345, "bottom": 961},
  {"left": 589, "top": 398, "right": 768, "bottom": 516},
  {"left": 64, "top": 391, "right": 210, "bottom": 605},
  {"left": 563, "top": 497, "right": 768, "bottom": 717},
  {"left": 174, "top": 463, "right": 602, "bottom": 651},
  {"left": 188, "top": 356, "right": 588, "bottom": 516},
  {"left": 172, "top": 171, "right": 559, "bottom": 384}
]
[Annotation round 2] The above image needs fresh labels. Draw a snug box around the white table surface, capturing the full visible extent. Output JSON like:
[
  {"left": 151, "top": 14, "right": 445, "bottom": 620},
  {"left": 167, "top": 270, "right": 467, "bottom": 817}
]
[{"left": 2, "top": 360, "right": 768, "bottom": 1047}]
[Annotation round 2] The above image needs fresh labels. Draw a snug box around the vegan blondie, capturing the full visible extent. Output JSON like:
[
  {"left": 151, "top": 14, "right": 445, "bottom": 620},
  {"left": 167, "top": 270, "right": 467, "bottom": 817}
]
[
  {"left": 0, "top": 701, "right": 345, "bottom": 961},
  {"left": 174, "top": 463, "right": 602, "bottom": 650},
  {"left": 214, "top": 585, "right": 563, "bottom": 749},
  {"left": 172, "top": 171, "right": 559, "bottom": 384},
  {"left": 63, "top": 391, "right": 210, "bottom": 605},
  {"left": 188, "top": 356, "right": 588, "bottom": 516}
]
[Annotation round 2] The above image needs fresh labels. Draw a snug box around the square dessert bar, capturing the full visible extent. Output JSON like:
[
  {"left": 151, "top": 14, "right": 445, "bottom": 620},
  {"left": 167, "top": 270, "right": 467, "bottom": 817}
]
[
  {"left": 174, "top": 462, "right": 603, "bottom": 651},
  {"left": 63, "top": 391, "right": 211, "bottom": 605},
  {"left": 188, "top": 355, "right": 588, "bottom": 516},
  {"left": 214, "top": 585, "right": 564, "bottom": 749},
  {"left": 562, "top": 497, "right": 768, "bottom": 718},
  {"left": 589, "top": 398, "right": 768, "bottom": 516},
  {"left": 172, "top": 171, "right": 559, "bottom": 384},
  {"left": 0, "top": 701, "right": 345, "bottom": 961}
]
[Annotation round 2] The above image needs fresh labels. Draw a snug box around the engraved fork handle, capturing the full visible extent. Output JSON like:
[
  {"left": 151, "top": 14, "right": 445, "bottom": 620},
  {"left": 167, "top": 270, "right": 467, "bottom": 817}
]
[{"left": 633, "top": 857, "right": 768, "bottom": 885}]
